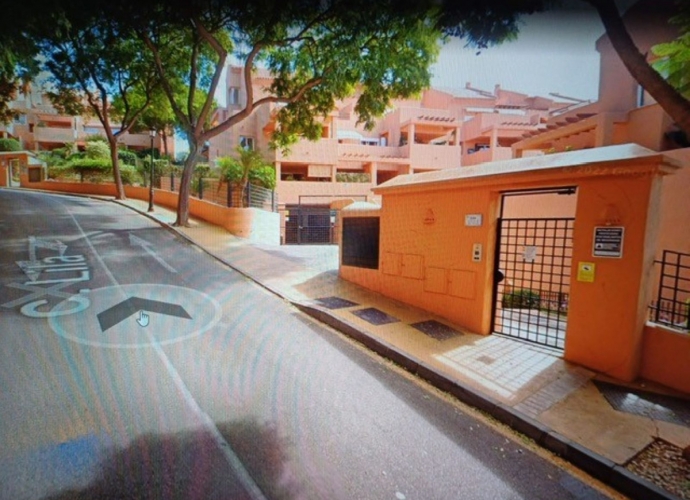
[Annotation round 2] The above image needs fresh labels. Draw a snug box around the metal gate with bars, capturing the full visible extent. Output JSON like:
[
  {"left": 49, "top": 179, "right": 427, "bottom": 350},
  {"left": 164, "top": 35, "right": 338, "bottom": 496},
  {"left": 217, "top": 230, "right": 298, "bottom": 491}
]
[
  {"left": 284, "top": 205, "right": 335, "bottom": 244},
  {"left": 492, "top": 217, "right": 574, "bottom": 349}
]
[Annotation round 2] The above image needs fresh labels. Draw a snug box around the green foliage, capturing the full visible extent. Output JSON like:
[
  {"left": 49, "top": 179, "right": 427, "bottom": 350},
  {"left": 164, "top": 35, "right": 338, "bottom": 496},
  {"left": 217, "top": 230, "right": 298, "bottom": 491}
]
[
  {"left": 85, "top": 134, "right": 108, "bottom": 143},
  {"left": 117, "top": 148, "right": 138, "bottom": 165},
  {"left": 653, "top": 33, "right": 690, "bottom": 99},
  {"left": 0, "top": 137, "right": 21, "bottom": 151},
  {"left": 85, "top": 140, "right": 111, "bottom": 159},
  {"left": 138, "top": 147, "right": 160, "bottom": 159},
  {"left": 336, "top": 172, "right": 371, "bottom": 183},
  {"left": 502, "top": 289, "right": 541, "bottom": 310},
  {"left": 119, "top": 163, "right": 139, "bottom": 185},
  {"left": 217, "top": 147, "right": 276, "bottom": 189},
  {"left": 68, "top": 157, "right": 112, "bottom": 171}
]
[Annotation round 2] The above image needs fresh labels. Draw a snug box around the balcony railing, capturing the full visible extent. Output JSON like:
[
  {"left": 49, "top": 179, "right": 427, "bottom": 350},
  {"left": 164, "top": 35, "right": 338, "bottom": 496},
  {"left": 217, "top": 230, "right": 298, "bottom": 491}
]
[{"left": 33, "top": 126, "right": 77, "bottom": 143}]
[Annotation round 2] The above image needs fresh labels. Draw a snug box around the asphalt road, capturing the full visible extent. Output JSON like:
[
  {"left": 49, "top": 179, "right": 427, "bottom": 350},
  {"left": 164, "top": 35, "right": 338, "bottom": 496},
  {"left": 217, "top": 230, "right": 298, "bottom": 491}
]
[{"left": 0, "top": 190, "right": 618, "bottom": 500}]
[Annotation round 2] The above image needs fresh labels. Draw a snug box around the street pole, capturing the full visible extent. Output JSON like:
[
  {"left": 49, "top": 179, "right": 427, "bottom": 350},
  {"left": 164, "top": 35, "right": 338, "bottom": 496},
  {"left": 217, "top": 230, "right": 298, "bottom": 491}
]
[{"left": 148, "top": 129, "right": 155, "bottom": 212}]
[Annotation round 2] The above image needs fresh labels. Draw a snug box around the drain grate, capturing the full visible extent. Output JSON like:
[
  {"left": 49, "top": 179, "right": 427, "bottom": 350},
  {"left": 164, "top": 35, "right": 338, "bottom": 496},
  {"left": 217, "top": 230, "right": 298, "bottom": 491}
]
[
  {"left": 314, "top": 296, "right": 360, "bottom": 309},
  {"left": 594, "top": 380, "right": 690, "bottom": 427},
  {"left": 410, "top": 320, "right": 461, "bottom": 341},
  {"left": 351, "top": 308, "right": 399, "bottom": 326}
]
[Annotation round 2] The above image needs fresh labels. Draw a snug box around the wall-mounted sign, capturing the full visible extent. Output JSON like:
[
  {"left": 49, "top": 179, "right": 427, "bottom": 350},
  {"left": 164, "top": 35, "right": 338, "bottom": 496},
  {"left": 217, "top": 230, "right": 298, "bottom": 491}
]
[
  {"left": 523, "top": 246, "right": 537, "bottom": 263},
  {"left": 465, "top": 214, "right": 483, "bottom": 227},
  {"left": 593, "top": 226, "right": 624, "bottom": 258},
  {"left": 577, "top": 262, "right": 596, "bottom": 282}
]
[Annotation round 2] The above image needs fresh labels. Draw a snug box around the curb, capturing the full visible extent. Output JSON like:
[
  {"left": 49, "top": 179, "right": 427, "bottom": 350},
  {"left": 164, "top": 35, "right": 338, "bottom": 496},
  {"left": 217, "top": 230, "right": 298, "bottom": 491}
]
[
  {"left": 34, "top": 192, "right": 681, "bottom": 500},
  {"left": 293, "top": 303, "right": 682, "bottom": 500}
]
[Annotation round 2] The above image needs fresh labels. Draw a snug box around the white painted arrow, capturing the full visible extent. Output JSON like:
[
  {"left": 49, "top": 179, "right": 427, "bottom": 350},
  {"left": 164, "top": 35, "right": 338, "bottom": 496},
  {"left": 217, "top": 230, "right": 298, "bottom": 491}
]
[
  {"left": 129, "top": 233, "right": 177, "bottom": 273},
  {"left": 16, "top": 236, "right": 69, "bottom": 281},
  {"left": 28, "top": 236, "right": 67, "bottom": 262}
]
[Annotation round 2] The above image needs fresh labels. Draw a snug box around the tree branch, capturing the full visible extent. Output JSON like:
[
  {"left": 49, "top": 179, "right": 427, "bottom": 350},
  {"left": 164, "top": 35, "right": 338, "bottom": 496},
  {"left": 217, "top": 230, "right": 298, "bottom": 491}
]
[
  {"left": 192, "top": 17, "right": 227, "bottom": 136},
  {"left": 588, "top": 0, "right": 690, "bottom": 136},
  {"left": 202, "top": 76, "right": 322, "bottom": 140},
  {"left": 140, "top": 31, "right": 191, "bottom": 131}
]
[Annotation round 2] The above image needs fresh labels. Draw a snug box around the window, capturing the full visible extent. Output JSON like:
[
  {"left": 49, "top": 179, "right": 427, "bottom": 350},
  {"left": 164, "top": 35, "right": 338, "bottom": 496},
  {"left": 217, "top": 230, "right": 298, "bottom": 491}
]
[
  {"left": 228, "top": 87, "right": 240, "bottom": 105},
  {"left": 239, "top": 136, "right": 254, "bottom": 150}
]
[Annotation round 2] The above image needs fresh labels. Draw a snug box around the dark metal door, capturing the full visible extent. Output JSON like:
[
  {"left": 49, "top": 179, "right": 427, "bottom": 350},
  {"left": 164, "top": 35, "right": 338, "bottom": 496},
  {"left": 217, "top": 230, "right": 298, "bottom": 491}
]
[
  {"left": 284, "top": 205, "right": 334, "bottom": 244},
  {"left": 492, "top": 217, "right": 574, "bottom": 349}
]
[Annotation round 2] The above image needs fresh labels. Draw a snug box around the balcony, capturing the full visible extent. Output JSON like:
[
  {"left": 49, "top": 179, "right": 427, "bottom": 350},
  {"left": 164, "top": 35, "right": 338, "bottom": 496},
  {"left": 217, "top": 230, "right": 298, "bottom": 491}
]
[
  {"left": 407, "top": 143, "right": 461, "bottom": 169},
  {"left": 463, "top": 146, "right": 513, "bottom": 166},
  {"left": 275, "top": 138, "right": 339, "bottom": 164},
  {"left": 33, "top": 126, "right": 77, "bottom": 144},
  {"left": 338, "top": 143, "right": 405, "bottom": 162}
]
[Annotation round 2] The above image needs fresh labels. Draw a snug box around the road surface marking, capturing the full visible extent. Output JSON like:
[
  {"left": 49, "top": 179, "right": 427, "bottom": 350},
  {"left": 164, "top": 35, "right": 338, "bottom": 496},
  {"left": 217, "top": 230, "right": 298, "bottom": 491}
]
[
  {"left": 146, "top": 328, "right": 267, "bottom": 500},
  {"left": 129, "top": 233, "right": 177, "bottom": 273},
  {"left": 55, "top": 199, "right": 265, "bottom": 498}
]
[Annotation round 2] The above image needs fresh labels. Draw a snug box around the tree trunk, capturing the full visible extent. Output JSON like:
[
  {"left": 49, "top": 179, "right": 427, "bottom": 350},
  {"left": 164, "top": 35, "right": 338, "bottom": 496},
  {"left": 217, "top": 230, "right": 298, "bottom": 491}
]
[
  {"left": 108, "top": 135, "right": 126, "bottom": 200},
  {"left": 590, "top": 0, "right": 690, "bottom": 138},
  {"left": 162, "top": 131, "right": 169, "bottom": 157},
  {"left": 175, "top": 139, "right": 198, "bottom": 227}
]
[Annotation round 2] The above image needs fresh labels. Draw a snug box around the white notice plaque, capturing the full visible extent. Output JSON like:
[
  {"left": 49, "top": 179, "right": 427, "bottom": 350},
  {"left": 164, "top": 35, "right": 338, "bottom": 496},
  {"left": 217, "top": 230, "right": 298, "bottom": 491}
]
[{"left": 465, "top": 214, "right": 483, "bottom": 227}]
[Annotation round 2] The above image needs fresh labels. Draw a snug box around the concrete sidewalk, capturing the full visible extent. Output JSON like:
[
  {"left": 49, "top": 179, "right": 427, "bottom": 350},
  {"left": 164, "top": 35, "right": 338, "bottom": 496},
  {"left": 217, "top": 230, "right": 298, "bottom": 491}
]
[{"left": 114, "top": 197, "right": 690, "bottom": 500}]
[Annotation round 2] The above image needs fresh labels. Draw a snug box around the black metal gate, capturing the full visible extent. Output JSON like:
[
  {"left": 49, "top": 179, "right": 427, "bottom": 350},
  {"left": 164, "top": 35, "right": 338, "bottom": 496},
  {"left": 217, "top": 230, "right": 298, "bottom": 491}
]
[
  {"left": 284, "top": 204, "right": 334, "bottom": 244},
  {"left": 492, "top": 217, "right": 574, "bottom": 349}
]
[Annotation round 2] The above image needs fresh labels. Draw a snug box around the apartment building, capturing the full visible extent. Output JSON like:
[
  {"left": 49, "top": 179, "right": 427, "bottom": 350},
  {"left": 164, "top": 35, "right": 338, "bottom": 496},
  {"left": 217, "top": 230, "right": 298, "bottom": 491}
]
[
  {"left": 209, "top": 68, "right": 577, "bottom": 243},
  {"left": 0, "top": 82, "right": 171, "bottom": 156}
]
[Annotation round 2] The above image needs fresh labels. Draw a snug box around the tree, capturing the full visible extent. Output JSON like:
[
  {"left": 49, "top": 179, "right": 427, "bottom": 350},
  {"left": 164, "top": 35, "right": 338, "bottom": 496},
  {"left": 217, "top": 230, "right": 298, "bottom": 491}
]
[
  {"left": 0, "top": 138, "right": 21, "bottom": 152},
  {"left": 651, "top": 6, "right": 690, "bottom": 99},
  {"left": 108, "top": 0, "right": 538, "bottom": 226},
  {"left": 586, "top": 0, "right": 690, "bottom": 137},
  {"left": 36, "top": 10, "right": 159, "bottom": 200},
  {"left": 218, "top": 146, "right": 276, "bottom": 207}
]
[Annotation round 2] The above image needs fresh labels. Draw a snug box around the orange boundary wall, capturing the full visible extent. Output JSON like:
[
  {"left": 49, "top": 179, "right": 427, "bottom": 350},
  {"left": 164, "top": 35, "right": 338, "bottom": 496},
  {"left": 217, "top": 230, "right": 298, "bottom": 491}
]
[
  {"left": 641, "top": 324, "right": 690, "bottom": 393},
  {"left": 20, "top": 181, "right": 280, "bottom": 245}
]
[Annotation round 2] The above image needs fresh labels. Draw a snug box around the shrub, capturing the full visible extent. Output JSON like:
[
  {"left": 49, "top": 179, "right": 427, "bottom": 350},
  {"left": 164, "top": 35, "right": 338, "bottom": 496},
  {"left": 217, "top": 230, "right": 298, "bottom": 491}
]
[
  {"left": 85, "top": 140, "right": 111, "bottom": 159},
  {"left": 85, "top": 134, "right": 107, "bottom": 143},
  {"left": 336, "top": 172, "right": 370, "bottom": 183},
  {"left": 502, "top": 289, "right": 541, "bottom": 309},
  {"left": 118, "top": 149, "right": 138, "bottom": 166},
  {"left": 119, "top": 164, "right": 140, "bottom": 185},
  {"left": 47, "top": 164, "right": 75, "bottom": 180},
  {"left": 0, "top": 138, "right": 22, "bottom": 152},
  {"left": 249, "top": 165, "right": 276, "bottom": 189}
]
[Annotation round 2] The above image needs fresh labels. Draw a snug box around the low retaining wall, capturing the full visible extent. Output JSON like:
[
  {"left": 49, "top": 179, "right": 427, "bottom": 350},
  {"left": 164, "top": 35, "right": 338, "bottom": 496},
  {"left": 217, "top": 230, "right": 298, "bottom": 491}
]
[
  {"left": 21, "top": 180, "right": 280, "bottom": 245},
  {"left": 640, "top": 324, "right": 690, "bottom": 394}
]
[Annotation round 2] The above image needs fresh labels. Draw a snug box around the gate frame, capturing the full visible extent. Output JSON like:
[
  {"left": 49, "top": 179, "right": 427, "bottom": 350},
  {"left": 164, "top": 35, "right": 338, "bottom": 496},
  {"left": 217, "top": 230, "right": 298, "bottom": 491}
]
[{"left": 491, "top": 186, "right": 578, "bottom": 349}]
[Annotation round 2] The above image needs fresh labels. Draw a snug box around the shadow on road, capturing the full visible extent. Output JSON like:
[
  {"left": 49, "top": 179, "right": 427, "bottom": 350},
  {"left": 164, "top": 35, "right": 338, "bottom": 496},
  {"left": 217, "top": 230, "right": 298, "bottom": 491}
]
[{"left": 42, "top": 419, "right": 301, "bottom": 500}]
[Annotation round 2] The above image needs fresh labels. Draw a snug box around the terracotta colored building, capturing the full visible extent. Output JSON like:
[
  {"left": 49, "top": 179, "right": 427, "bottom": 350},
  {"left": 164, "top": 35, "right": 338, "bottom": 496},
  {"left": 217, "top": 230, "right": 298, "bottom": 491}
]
[
  {"left": 209, "top": 69, "right": 577, "bottom": 243},
  {"left": 0, "top": 82, "right": 172, "bottom": 156}
]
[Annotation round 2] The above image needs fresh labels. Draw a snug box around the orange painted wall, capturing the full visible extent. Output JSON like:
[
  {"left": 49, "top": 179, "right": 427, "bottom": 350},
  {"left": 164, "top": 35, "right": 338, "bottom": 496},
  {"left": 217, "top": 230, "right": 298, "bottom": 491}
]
[
  {"left": 565, "top": 173, "right": 661, "bottom": 381},
  {"left": 22, "top": 181, "right": 279, "bottom": 244},
  {"left": 640, "top": 325, "right": 690, "bottom": 393},
  {"left": 367, "top": 187, "right": 498, "bottom": 334},
  {"left": 657, "top": 149, "right": 690, "bottom": 255}
]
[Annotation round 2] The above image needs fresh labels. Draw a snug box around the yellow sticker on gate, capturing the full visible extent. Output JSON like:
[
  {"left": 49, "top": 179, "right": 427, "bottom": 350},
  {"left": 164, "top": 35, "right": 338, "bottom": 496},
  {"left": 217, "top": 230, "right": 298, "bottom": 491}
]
[{"left": 577, "top": 262, "right": 596, "bottom": 282}]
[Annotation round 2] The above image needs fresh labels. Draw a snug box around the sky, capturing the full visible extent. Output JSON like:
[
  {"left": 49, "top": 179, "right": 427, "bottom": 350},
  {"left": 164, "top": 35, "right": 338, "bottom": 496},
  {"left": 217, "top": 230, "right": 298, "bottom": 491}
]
[{"left": 430, "top": 10, "right": 606, "bottom": 102}]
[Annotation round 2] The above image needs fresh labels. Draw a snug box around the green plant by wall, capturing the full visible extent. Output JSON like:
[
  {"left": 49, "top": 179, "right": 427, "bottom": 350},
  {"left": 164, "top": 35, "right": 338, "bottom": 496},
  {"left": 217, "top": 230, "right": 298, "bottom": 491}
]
[
  {"left": 336, "top": 172, "right": 371, "bottom": 183},
  {"left": 85, "top": 140, "right": 110, "bottom": 159},
  {"left": 0, "top": 138, "right": 21, "bottom": 152},
  {"left": 502, "top": 289, "right": 541, "bottom": 309},
  {"left": 118, "top": 148, "right": 138, "bottom": 166},
  {"left": 84, "top": 134, "right": 107, "bottom": 143}
]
